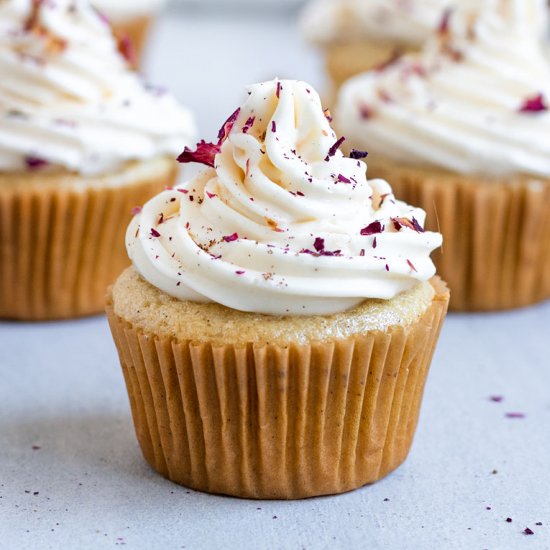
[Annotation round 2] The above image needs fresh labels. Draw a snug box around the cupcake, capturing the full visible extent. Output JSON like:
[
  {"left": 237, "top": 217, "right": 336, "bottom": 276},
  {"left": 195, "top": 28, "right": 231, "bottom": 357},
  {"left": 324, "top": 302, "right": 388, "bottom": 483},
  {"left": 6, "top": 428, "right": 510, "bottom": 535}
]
[
  {"left": 0, "top": 0, "right": 195, "bottom": 320},
  {"left": 300, "top": 0, "right": 486, "bottom": 97},
  {"left": 106, "top": 79, "right": 449, "bottom": 500},
  {"left": 91, "top": 0, "right": 167, "bottom": 66},
  {"left": 335, "top": 0, "right": 550, "bottom": 311}
]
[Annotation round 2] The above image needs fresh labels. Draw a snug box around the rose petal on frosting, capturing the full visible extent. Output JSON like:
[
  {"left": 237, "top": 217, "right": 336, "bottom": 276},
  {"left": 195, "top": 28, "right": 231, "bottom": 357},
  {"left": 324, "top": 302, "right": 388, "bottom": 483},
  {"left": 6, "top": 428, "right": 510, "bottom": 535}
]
[
  {"left": 115, "top": 32, "right": 137, "bottom": 68},
  {"left": 177, "top": 140, "right": 221, "bottom": 168},
  {"left": 25, "top": 155, "right": 48, "bottom": 170},
  {"left": 393, "top": 217, "right": 425, "bottom": 233},
  {"left": 218, "top": 108, "right": 241, "bottom": 143},
  {"left": 242, "top": 116, "right": 255, "bottom": 134},
  {"left": 519, "top": 93, "right": 547, "bottom": 113},
  {"left": 223, "top": 233, "right": 239, "bottom": 243},
  {"left": 360, "top": 221, "right": 384, "bottom": 236},
  {"left": 349, "top": 149, "right": 368, "bottom": 160},
  {"left": 325, "top": 136, "right": 345, "bottom": 161},
  {"left": 438, "top": 8, "right": 454, "bottom": 36}
]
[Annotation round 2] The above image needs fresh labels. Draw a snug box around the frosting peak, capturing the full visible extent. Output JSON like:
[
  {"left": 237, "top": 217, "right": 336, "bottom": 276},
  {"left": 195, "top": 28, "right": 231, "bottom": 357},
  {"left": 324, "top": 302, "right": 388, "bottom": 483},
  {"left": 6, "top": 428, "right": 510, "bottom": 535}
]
[
  {"left": 335, "top": 0, "right": 550, "bottom": 177},
  {"left": 0, "top": 0, "right": 195, "bottom": 175},
  {"left": 128, "top": 80, "right": 442, "bottom": 316}
]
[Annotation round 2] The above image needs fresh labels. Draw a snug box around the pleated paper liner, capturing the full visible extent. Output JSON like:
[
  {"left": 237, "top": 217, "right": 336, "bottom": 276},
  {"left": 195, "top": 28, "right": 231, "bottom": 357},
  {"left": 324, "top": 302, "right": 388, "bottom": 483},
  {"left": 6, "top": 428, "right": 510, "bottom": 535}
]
[
  {"left": 367, "top": 160, "right": 550, "bottom": 312},
  {"left": 0, "top": 158, "right": 177, "bottom": 320},
  {"left": 106, "top": 277, "right": 449, "bottom": 500}
]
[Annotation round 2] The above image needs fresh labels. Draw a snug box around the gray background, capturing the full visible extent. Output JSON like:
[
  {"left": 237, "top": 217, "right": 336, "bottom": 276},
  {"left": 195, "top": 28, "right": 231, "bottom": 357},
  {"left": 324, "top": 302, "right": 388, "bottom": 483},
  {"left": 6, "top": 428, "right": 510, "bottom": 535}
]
[{"left": 1, "top": 6, "right": 549, "bottom": 550}]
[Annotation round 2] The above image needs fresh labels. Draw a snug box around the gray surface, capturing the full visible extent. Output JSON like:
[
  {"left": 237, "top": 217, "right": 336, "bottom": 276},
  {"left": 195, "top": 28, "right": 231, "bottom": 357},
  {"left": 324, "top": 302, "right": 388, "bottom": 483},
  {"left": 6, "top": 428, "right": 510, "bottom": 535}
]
[{"left": 1, "top": 10, "right": 550, "bottom": 550}]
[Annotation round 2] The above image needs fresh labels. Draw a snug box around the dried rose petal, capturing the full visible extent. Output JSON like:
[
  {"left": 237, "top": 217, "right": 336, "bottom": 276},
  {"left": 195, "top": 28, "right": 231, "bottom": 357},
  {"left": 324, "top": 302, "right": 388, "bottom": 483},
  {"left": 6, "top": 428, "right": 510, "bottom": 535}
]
[
  {"left": 271, "top": 121, "right": 277, "bottom": 133},
  {"left": 438, "top": 8, "right": 453, "bottom": 35},
  {"left": 177, "top": 140, "right": 220, "bottom": 168},
  {"left": 359, "top": 104, "right": 373, "bottom": 120},
  {"left": 242, "top": 116, "right": 255, "bottom": 134},
  {"left": 206, "top": 192, "right": 217, "bottom": 199},
  {"left": 94, "top": 7, "right": 110, "bottom": 25},
  {"left": 407, "top": 259, "right": 418, "bottom": 272},
  {"left": 150, "top": 228, "right": 161, "bottom": 238},
  {"left": 323, "top": 108, "right": 333, "bottom": 122},
  {"left": 276, "top": 82, "right": 282, "bottom": 98},
  {"left": 25, "top": 1, "right": 67, "bottom": 53},
  {"left": 523, "top": 528, "right": 534, "bottom": 536},
  {"left": 223, "top": 233, "right": 239, "bottom": 243},
  {"left": 411, "top": 217, "right": 425, "bottom": 232},
  {"left": 489, "top": 396, "right": 503, "bottom": 403},
  {"left": 218, "top": 108, "right": 241, "bottom": 143},
  {"left": 393, "top": 217, "right": 424, "bottom": 232},
  {"left": 361, "top": 221, "right": 384, "bottom": 236},
  {"left": 235, "top": 270, "right": 245, "bottom": 275},
  {"left": 25, "top": 155, "right": 48, "bottom": 170},
  {"left": 116, "top": 32, "right": 137, "bottom": 67},
  {"left": 313, "top": 237, "right": 325, "bottom": 252},
  {"left": 325, "top": 137, "right": 345, "bottom": 161},
  {"left": 337, "top": 174, "right": 351, "bottom": 184},
  {"left": 131, "top": 206, "right": 142, "bottom": 216},
  {"left": 519, "top": 93, "right": 547, "bottom": 113},
  {"left": 350, "top": 149, "right": 368, "bottom": 160},
  {"left": 505, "top": 412, "right": 525, "bottom": 419}
]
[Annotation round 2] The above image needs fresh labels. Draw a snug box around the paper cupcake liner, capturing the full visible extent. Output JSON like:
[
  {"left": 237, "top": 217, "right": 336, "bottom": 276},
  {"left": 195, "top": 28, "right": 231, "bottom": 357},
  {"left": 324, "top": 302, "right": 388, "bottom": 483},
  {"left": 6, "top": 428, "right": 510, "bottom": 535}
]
[
  {"left": 106, "top": 279, "right": 449, "bottom": 500},
  {"left": 0, "top": 162, "right": 176, "bottom": 320},
  {"left": 368, "top": 161, "right": 550, "bottom": 311}
]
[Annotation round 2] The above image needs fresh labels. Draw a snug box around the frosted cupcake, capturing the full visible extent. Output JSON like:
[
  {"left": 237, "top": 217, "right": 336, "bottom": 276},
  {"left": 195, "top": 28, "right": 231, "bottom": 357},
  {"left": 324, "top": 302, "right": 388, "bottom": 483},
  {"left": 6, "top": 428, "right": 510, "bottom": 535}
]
[
  {"left": 336, "top": 0, "right": 550, "bottom": 311},
  {"left": 300, "top": 0, "right": 482, "bottom": 96},
  {"left": 0, "top": 0, "right": 195, "bottom": 320},
  {"left": 107, "top": 79, "right": 449, "bottom": 500},
  {"left": 91, "top": 0, "right": 167, "bottom": 65}
]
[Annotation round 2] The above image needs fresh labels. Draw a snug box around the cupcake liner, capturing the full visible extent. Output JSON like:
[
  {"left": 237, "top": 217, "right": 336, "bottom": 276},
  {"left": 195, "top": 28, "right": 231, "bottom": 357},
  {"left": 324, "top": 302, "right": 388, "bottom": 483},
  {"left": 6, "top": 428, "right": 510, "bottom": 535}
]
[
  {"left": 367, "top": 161, "right": 550, "bottom": 311},
  {"left": 0, "top": 161, "right": 177, "bottom": 320},
  {"left": 106, "top": 278, "right": 449, "bottom": 500}
]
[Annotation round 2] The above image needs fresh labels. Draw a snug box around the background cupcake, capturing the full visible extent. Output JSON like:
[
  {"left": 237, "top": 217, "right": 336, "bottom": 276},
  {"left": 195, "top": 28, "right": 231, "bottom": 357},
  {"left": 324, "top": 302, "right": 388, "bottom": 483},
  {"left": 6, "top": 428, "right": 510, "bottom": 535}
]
[
  {"left": 301, "top": 0, "right": 490, "bottom": 99},
  {"left": 107, "top": 79, "right": 448, "bottom": 499},
  {"left": 0, "top": 0, "right": 195, "bottom": 320},
  {"left": 335, "top": 0, "right": 550, "bottom": 311},
  {"left": 91, "top": 0, "right": 167, "bottom": 66}
]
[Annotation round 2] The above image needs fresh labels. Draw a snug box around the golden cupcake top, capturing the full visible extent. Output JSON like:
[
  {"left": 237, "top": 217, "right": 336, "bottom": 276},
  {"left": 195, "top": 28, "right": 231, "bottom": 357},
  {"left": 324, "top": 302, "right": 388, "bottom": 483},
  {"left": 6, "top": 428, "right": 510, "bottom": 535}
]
[
  {"left": 127, "top": 79, "right": 442, "bottom": 316},
  {"left": 0, "top": 0, "right": 195, "bottom": 176}
]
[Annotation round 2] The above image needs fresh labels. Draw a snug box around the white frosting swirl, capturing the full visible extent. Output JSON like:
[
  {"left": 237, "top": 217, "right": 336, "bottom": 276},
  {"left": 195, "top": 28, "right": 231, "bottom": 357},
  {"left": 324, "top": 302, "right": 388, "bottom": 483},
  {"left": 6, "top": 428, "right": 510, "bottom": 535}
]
[
  {"left": 91, "top": 0, "right": 166, "bottom": 23},
  {"left": 335, "top": 0, "right": 550, "bottom": 177},
  {"left": 0, "top": 0, "right": 195, "bottom": 176},
  {"left": 127, "top": 80, "right": 442, "bottom": 316},
  {"left": 301, "top": 0, "right": 482, "bottom": 47}
]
